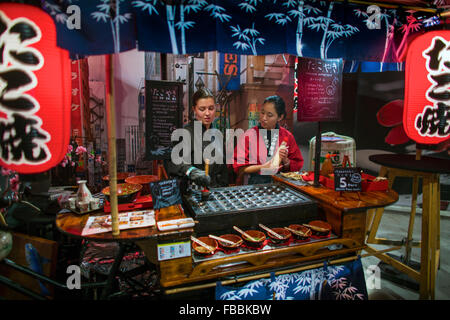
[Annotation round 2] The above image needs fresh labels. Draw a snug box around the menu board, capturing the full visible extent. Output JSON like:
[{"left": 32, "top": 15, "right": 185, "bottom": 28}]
[
  {"left": 145, "top": 80, "right": 183, "bottom": 160},
  {"left": 296, "top": 57, "right": 343, "bottom": 122},
  {"left": 149, "top": 179, "right": 182, "bottom": 210},
  {"left": 334, "top": 167, "right": 362, "bottom": 192}
]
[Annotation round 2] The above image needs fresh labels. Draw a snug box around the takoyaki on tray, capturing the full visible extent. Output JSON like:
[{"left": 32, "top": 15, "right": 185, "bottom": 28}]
[{"left": 183, "top": 183, "right": 318, "bottom": 234}]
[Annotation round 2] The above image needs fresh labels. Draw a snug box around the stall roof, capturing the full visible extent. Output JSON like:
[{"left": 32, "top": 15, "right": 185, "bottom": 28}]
[
  {"left": 330, "top": 0, "right": 446, "bottom": 7},
  {"left": 378, "top": 0, "right": 443, "bottom": 6},
  {"left": 37, "top": 0, "right": 447, "bottom": 68}
]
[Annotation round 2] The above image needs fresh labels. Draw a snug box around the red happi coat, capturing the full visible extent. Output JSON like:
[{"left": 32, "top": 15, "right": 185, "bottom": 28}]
[{"left": 232, "top": 125, "right": 304, "bottom": 174}]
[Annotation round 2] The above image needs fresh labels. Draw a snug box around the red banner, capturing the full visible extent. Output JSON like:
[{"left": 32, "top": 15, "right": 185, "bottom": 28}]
[
  {"left": 404, "top": 31, "right": 450, "bottom": 145},
  {"left": 0, "top": 3, "right": 71, "bottom": 174},
  {"left": 71, "top": 59, "right": 84, "bottom": 170},
  {"left": 296, "top": 57, "right": 343, "bottom": 122}
]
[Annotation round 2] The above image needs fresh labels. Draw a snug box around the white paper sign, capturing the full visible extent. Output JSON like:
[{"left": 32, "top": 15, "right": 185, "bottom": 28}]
[
  {"left": 81, "top": 210, "right": 155, "bottom": 236},
  {"left": 157, "top": 241, "right": 191, "bottom": 261}
]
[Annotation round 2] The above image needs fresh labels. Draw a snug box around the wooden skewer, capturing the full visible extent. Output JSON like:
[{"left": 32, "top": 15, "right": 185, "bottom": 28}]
[
  {"left": 284, "top": 227, "right": 311, "bottom": 237},
  {"left": 208, "top": 235, "right": 241, "bottom": 246},
  {"left": 303, "top": 224, "right": 329, "bottom": 233},
  {"left": 190, "top": 236, "right": 215, "bottom": 253},
  {"left": 204, "top": 159, "right": 210, "bottom": 176},
  {"left": 258, "top": 224, "right": 284, "bottom": 239},
  {"left": 202, "top": 159, "right": 210, "bottom": 195},
  {"left": 233, "top": 226, "right": 261, "bottom": 242}
]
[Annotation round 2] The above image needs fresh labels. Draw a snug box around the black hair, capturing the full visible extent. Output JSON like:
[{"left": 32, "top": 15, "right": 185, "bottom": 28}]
[
  {"left": 192, "top": 88, "right": 215, "bottom": 107},
  {"left": 263, "top": 95, "right": 286, "bottom": 119}
]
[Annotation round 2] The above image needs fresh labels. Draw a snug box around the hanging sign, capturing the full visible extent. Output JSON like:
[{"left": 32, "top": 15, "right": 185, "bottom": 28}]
[
  {"left": 71, "top": 60, "right": 83, "bottom": 146},
  {"left": 293, "top": 57, "right": 298, "bottom": 113},
  {"left": 219, "top": 53, "right": 240, "bottom": 91},
  {"left": 145, "top": 80, "right": 183, "bottom": 160},
  {"left": 71, "top": 59, "right": 88, "bottom": 172},
  {"left": 404, "top": 31, "right": 450, "bottom": 144},
  {"left": 296, "top": 57, "right": 343, "bottom": 122},
  {"left": 0, "top": 3, "right": 71, "bottom": 173}
]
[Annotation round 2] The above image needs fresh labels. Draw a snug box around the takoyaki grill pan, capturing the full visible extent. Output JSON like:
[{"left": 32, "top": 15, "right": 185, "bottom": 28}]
[{"left": 183, "top": 183, "right": 317, "bottom": 235}]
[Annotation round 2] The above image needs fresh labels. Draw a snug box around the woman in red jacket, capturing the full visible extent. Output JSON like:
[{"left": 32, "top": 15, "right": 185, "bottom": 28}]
[{"left": 233, "top": 95, "right": 304, "bottom": 184}]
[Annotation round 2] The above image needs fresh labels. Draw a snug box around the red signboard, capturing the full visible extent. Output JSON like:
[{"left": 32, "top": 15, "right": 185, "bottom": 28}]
[
  {"left": 296, "top": 57, "right": 343, "bottom": 122},
  {"left": 0, "top": 3, "right": 71, "bottom": 173},
  {"left": 219, "top": 53, "right": 240, "bottom": 91},
  {"left": 403, "top": 31, "right": 450, "bottom": 145},
  {"left": 293, "top": 57, "right": 298, "bottom": 113},
  {"left": 71, "top": 59, "right": 86, "bottom": 171}
]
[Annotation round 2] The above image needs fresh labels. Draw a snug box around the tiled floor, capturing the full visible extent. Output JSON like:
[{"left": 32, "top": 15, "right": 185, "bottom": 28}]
[{"left": 362, "top": 208, "right": 450, "bottom": 300}]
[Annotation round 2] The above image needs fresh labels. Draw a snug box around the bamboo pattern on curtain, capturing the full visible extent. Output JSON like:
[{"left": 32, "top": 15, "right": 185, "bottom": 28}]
[{"left": 42, "top": 0, "right": 441, "bottom": 64}]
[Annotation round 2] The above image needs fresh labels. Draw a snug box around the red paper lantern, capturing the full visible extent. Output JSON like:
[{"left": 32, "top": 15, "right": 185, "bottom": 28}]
[
  {"left": 403, "top": 31, "right": 450, "bottom": 145},
  {"left": 0, "top": 3, "right": 71, "bottom": 173}
]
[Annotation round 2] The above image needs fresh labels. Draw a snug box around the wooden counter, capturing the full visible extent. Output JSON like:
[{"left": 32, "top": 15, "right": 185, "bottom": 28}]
[
  {"left": 56, "top": 174, "right": 398, "bottom": 295},
  {"left": 286, "top": 182, "right": 399, "bottom": 213},
  {"left": 272, "top": 175, "right": 399, "bottom": 242},
  {"left": 156, "top": 177, "right": 398, "bottom": 292},
  {"left": 56, "top": 204, "right": 192, "bottom": 243}
]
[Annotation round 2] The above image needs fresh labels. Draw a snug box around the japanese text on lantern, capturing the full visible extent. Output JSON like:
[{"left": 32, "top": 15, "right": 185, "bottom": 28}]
[
  {"left": 0, "top": 12, "right": 50, "bottom": 165},
  {"left": 418, "top": 36, "right": 450, "bottom": 138}
]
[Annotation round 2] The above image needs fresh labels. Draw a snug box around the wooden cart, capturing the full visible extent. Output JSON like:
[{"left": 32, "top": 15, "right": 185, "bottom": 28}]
[{"left": 137, "top": 174, "right": 398, "bottom": 295}]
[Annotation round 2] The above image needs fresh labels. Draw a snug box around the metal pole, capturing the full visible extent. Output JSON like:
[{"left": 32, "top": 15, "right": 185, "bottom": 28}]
[
  {"left": 0, "top": 275, "right": 48, "bottom": 300},
  {"left": 313, "top": 122, "right": 322, "bottom": 187}
]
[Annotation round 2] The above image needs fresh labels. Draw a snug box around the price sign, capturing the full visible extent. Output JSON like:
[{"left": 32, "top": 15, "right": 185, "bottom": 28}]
[{"left": 334, "top": 167, "right": 362, "bottom": 192}]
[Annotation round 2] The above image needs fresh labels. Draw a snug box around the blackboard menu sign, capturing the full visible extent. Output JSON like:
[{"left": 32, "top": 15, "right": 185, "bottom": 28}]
[
  {"left": 296, "top": 57, "right": 343, "bottom": 122},
  {"left": 149, "top": 179, "right": 182, "bottom": 210},
  {"left": 145, "top": 80, "right": 183, "bottom": 160},
  {"left": 334, "top": 167, "right": 362, "bottom": 192}
]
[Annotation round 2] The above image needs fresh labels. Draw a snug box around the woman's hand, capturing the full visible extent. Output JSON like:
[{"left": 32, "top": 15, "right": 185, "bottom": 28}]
[
  {"left": 261, "top": 160, "right": 282, "bottom": 173},
  {"left": 279, "top": 147, "right": 289, "bottom": 164},
  {"left": 260, "top": 160, "right": 273, "bottom": 169},
  {"left": 243, "top": 161, "right": 281, "bottom": 174}
]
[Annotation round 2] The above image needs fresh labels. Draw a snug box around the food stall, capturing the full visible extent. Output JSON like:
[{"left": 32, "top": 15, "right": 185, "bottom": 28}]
[
  {"left": 55, "top": 161, "right": 397, "bottom": 298},
  {"left": 154, "top": 171, "right": 397, "bottom": 295},
  {"left": 0, "top": 0, "right": 448, "bottom": 301}
]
